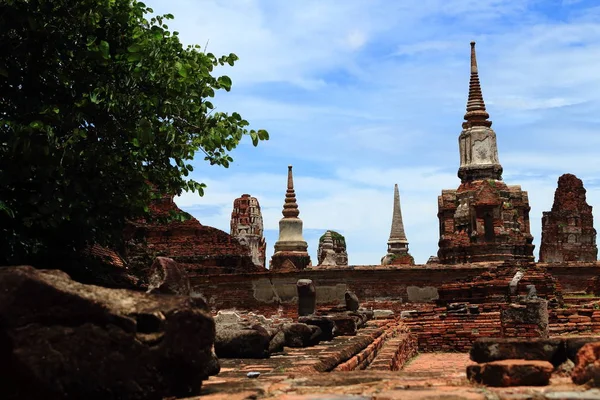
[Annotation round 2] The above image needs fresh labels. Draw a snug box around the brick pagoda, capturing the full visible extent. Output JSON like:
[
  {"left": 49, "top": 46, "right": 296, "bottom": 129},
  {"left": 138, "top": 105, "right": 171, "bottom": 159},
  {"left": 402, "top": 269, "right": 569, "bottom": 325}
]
[
  {"left": 230, "top": 194, "right": 267, "bottom": 269},
  {"left": 317, "top": 230, "right": 349, "bottom": 266},
  {"left": 539, "top": 173, "right": 597, "bottom": 262},
  {"left": 437, "top": 42, "right": 534, "bottom": 264}
]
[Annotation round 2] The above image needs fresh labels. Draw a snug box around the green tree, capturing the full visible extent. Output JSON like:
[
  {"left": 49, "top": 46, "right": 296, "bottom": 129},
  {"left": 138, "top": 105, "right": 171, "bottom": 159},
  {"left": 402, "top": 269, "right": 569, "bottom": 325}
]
[{"left": 0, "top": 0, "right": 268, "bottom": 266}]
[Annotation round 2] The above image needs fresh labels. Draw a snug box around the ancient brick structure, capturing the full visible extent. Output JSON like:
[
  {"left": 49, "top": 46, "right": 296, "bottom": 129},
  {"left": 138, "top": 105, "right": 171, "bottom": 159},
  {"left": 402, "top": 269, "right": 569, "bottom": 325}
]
[
  {"left": 317, "top": 230, "right": 348, "bottom": 266},
  {"left": 382, "top": 184, "right": 414, "bottom": 265},
  {"left": 436, "top": 262, "right": 563, "bottom": 307},
  {"left": 270, "top": 166, "right": 311, "bottom": 271},
  {"left": 539, "top": 174, "right": 597, "bottom": 263},
  {"left": 126, "top": 193, "right": 265, "bottom": 275},
  {"left": 437, "top": 42, "right": 534, "bottom": 264},
  {"left": 230, "top": 194, "right": 267, "bottom": 269}
]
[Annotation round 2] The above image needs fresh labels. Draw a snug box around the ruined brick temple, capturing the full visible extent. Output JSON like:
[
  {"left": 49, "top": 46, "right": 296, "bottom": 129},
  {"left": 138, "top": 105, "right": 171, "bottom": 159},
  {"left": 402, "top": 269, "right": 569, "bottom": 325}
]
[
  {"left": 437, "top": 42, "right": 534, "bottom": 264},
  {"left": 125, "top": 192, "right": 265, "bottom": 274},
  {"left": 230, "top": 194, "right": 267, "bottom": 269},
  {"left": 15, "top": 41, "right": 600, "bottom": 399},
  {"left": 317, "top": 230, "right": 349, "bottom": 266},
  {"left": 539, "top": 173, "right": 597, "bottom": 262}
]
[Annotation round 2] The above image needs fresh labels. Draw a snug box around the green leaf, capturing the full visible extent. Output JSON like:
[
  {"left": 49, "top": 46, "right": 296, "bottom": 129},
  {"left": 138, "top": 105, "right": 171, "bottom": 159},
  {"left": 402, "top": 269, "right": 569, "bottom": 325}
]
[
  {"left": 99, "top": 40, "right": 110, "bottom": 59},
  {"left": 176, "top": 62, "right": 187, "bottom": 78},
  {"left": 127, "top": 53, "right": 143, "bottom": 62},
  {"left": 250, "top": 131, "right": 259, "bottom": 146},
  {"left": 217, "top": 76, "right": 232, "bottom": 91},
  {"left": 128, "top": 43, "right": 142, "bottom": 53}
]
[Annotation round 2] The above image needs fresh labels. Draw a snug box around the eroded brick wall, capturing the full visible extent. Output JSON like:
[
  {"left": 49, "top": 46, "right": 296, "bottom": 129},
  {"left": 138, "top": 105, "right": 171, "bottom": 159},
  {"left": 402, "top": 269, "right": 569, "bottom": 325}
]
[
  {"left": 403, "top": 310, "right": 502, "bottom": 352},
  {"left": 190, "top": 263, "right": 600, "bottom": 315},
  {"left": 550, "top": 306, "right": 600, "bottom": 335},
  {"left": 544, "top": 263, "right": 600, "bottom": 293},
  {"left": 189, "top": 265, "right": 491, "bottom": 314}
]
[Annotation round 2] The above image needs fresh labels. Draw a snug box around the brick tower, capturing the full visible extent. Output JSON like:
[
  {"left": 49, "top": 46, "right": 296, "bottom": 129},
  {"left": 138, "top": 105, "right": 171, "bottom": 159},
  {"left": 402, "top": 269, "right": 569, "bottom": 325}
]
[{"left": 437, "top": 42, "right": 535, "bottom": 264}]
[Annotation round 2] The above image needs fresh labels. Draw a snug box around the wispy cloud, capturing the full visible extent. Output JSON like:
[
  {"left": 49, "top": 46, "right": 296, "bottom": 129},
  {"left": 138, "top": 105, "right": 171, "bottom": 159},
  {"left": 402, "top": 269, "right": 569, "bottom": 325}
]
[{"left": 145, "top": 0, "right": 600, "bottom": 264}]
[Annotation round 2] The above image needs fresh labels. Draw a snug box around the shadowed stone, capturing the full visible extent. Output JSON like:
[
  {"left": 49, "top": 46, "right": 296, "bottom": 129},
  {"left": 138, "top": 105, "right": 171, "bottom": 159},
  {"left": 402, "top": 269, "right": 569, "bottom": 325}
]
[
  {"left": 467, "top": 359, "right": 553, "bottom": 387},
  {"left": 147, "top": 256, "right": 191, "bottom": 295},
  {"left": 297, "top": 279, "right": 316, "bottom": 316},
  {"left": 0, "top": 266, "right": 219, "bottom": 400},
  {"left": 470, "top": 337, "right": 564, "bottom": 367},
  {"left": 345, "top": 291, "right": 360, "bottom": 312}
]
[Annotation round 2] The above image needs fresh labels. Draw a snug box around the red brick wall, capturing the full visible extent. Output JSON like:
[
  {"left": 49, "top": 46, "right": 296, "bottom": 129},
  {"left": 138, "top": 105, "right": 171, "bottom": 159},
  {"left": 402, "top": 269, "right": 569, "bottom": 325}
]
[
  {"left": 550, "top": 306, "right": 600, "bottom": 335},
  {"left": 126, "top": 194, "right": 265, "bottom": 274},
  {"left": 189, "top": 265, "right": 492, "bottom": 315},
  {"left": 403, "top": 311, "right": 502, "bottom": 352},
  {"left": 544, "top": 263, "right": 600, "bottom": 293}
]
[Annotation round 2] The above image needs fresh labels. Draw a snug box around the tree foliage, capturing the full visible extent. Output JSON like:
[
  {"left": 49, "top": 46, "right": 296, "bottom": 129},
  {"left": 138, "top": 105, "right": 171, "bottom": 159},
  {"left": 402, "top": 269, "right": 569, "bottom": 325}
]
[{"left": 0, "top": 0, "right": 268, "bottom": 265}]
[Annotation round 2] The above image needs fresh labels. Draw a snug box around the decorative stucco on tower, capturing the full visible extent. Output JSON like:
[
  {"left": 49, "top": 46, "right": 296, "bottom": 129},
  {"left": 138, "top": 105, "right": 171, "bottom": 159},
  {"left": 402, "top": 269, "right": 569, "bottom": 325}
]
[
  {"left": 382, "top": 184, "right": 414, "bottom": 265},
  {"left": 270, "top": 165, "right": 311, "bottom": 271},
  {"left": 458, "top": 42, "right": 503, "bottom": 183},
  {"left": 230, "top": 194, "right": 267, "bottom": 269},
  {"left": 437, "top": 42, "right": 535, "bottom": 264}
]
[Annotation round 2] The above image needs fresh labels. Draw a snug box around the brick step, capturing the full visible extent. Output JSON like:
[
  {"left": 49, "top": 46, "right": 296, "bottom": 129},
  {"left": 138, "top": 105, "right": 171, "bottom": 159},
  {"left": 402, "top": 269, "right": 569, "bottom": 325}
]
[
  {"left": 366, "top": 332, "right": 417, "bottom": 371},
  {"left": 333, "top": 323, "right": 402, "bottom": 371}
]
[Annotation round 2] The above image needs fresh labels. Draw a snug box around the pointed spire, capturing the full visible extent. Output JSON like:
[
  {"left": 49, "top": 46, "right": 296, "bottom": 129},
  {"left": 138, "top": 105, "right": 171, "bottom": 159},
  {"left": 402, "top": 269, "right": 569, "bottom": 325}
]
[
  {"left": 282, "top": 165, "right": 300, "bottom": 218},
  {"left": 388, "top": 184, "right": 408, "bottom": 243},
  {"left": 463, "top": 41, "right": 492, "bottom": 129}
]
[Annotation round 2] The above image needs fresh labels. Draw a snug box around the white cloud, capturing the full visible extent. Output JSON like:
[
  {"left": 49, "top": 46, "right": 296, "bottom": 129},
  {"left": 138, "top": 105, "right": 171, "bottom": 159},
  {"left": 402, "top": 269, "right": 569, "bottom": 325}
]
[{"left": 345, "top": 30, "right": 367, "bottom": 50}]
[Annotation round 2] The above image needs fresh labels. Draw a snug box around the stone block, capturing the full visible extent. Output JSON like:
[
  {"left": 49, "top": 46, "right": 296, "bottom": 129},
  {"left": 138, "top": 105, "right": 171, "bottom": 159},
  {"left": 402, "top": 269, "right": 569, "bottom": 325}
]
[
  {"left": 501, "top": 299, "right": 549, "bottom": 338},
  {"left": 467, "top": 359, "right": 553, "bottom": 387},
  {"left": 148, "top": 257, "right": 191, "bottom": 296},
  {"left": 296, "top": 279, "right": 316, "bottom": 316},
  {"left": 470, "top": 337, "right": 564, "bottom": 366},
  {"left": 298, "top": 315, "right": 335, "bottom": 341},
  {"left": 215, "top": 323, "right": 271, "bottom": 359},
  {"left": 330, "top": 315, "right": 358, "bottom": 336},
  {"left": 345, "top": 290, "right": 360, "bottom": 311},
  {"left": 566, "top": 336, "right": 600, "bottom": 363},
  {"left": 0, "top": 266, "right": 218, "bottom": 400},
  {"left": 373, "top": 310, "right": 395, "bottom": 319},
  {"left": 214, "top": 311, "right": 242, "bottom": 325},
  {"left": 572, "top": 342, "right": 600, "bottom": 386},
  {"left": 282, "top": 323, "right": 321, "bottom": 348}
]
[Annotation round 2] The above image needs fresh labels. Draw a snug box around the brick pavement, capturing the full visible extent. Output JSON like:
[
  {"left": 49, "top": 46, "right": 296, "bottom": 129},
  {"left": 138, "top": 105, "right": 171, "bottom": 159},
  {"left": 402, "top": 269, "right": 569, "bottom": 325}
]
[{"left": 402, "top": 352, "right": 472, "bottom": 380}]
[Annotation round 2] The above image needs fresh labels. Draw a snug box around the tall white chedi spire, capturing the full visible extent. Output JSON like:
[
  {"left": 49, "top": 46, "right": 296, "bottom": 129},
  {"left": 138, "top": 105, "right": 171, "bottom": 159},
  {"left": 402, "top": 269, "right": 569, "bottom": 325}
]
[
  {"left": 387, "top": 183, "right": 408, "bottom": 252},
  {"left": 274, "top": 165, "right": 307, "bottom": 251},
  {"left": 457, "top": 41, "right": 503, "bottom": 183},
  {"left": 382, "top": 184, "right": 413, "bottom": 265},
  {"left": 270, "top": 165, "right": 311, "bottom": 271}
]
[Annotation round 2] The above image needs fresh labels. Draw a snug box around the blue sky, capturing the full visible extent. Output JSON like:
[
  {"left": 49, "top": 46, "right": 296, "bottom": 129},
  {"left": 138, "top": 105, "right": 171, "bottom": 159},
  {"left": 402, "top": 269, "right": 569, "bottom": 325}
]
[{"left": 149, "top": 0, "right": 600, "bottom": 265}]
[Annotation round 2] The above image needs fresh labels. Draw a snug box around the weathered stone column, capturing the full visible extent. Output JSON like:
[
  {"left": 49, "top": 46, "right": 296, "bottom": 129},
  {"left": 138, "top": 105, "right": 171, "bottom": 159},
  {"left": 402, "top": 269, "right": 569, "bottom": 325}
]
[{"left": 297, "top": 279, "right": 316, "bottom": 316}]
